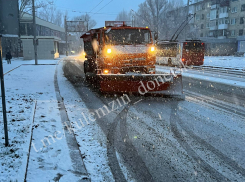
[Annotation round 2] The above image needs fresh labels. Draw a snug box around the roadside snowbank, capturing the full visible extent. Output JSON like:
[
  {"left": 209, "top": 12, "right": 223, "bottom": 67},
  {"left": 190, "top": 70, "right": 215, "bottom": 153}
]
[
  {"left": 204, "top": 56, "right": 245, "bottom": 68},
  {"left": 57, "top": 61, "right": 115, "bottom": 181}
]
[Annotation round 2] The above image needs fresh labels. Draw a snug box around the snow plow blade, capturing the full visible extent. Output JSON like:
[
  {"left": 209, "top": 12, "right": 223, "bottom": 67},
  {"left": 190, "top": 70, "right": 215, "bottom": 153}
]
[{"left": 99, "top": 74, "right": 184, "bottom": 99}]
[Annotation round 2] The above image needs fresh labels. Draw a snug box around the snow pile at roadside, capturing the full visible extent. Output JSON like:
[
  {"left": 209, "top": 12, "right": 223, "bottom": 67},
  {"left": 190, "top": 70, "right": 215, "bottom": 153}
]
[
  {"left": 57, "top": 62, "right": 114, "bottom": 181},
  {"left": 204, "top": 56, "right": 245, "bottom": 68}
]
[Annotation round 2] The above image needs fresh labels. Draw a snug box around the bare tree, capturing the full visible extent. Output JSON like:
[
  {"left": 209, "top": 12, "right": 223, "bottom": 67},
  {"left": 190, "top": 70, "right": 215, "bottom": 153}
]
[
  {"left": 115, "top": 10, "right": 131, "bottom": 21},
  {"left": 37, "top": 5, "right": 64, "bottom": 26},
  {"left": 19, "top": 0, "right": 53, "bottom": 18},
  {"left": 70, "top": 14, "right": 97, "bottom": 53},
  {"left": 169, "top": 0, "right": 185, "bottom": 9},
  {"left": 135, "top": 0, "right": 168, "bottom": 39},
  {"left": 74, "top": 14, "right": 97, "bottom": 32}
]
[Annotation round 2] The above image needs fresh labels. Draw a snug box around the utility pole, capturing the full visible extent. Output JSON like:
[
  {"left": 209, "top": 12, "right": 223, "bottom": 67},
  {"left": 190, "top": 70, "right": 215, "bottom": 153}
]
[
  {"left": 85, "top": 13, "right": 89, "bottom": 31},
  {"left": 0, "top": 35, "right": 9, "bottom": 147},
  {"left": 156, "top": 0, "right": 159, "bottom": 40},
  {"left": 17, "top": 0, "right": 20, "bottom": 58},
  {"left": 132, "top": 15, "right": 135, "bottom": 27},
  {"left": 185, "top": 0, "right": 190, "bottom": 40},
  {"left": 32, "top": 0, "right": 38, "bottom": 65},
  {"left": 65, "top": 16, "right": 68, "bottom": 56}
]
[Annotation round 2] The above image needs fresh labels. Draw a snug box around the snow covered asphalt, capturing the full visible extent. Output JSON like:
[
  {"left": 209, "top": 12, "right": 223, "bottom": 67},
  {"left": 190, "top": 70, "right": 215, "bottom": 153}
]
[
  {"left": 0, "top": 56, "right": 245, "bottom": 181},
  {"left": 60, "top": 56, "right": 245, "bottom": 181}
]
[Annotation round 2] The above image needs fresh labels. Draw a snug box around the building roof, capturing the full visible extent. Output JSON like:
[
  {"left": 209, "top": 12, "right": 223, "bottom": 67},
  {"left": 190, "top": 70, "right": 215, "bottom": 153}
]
[{"left": 21, "top": 13, "right": 65, "bottom": 33}]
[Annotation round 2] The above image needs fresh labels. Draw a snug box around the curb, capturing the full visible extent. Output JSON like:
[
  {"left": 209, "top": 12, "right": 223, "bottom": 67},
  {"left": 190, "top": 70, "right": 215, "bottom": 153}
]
[{"left": 54, "top": 60, "right": 91, "bottom": 181}]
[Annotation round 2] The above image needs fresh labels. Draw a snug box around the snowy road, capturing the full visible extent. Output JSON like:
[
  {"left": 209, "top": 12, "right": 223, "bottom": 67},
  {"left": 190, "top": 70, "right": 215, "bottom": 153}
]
[{"left": 62, "top": 57, "right": 245, "bottom": 181}]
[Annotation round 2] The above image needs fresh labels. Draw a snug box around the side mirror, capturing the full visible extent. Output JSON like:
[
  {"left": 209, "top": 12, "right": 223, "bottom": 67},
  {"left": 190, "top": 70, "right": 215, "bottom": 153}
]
[{"left": 154, "top": 33, "right": 158, "bottom": 40}]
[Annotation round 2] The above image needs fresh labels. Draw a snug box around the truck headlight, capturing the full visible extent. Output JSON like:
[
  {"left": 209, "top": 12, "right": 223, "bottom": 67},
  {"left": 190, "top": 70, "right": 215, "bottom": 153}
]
[
  {"left": 107, "top": 49, "right": 112, "bottom": 54},
  {"left": 103, "top": 69, "right": 109, "bottom": 74}
]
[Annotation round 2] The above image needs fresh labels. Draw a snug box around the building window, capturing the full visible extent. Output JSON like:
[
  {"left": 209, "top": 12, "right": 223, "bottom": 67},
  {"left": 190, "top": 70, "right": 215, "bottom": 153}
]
[
  {"left": 206, "top": 22, "right": 210, "bottom": 28},
  {"left": 206, "top": 13, "right": 210, "bottom": 19},
  {"left": 201, "top": 24, "right": 204, "bottom": 29},
  {"left": 230, "top": 18, "right": 236, "bottom": 25},
  {"left": 207, "top": 2, "right": 211, "bottom": 8},
  {"left": 241, "top": 4, "right": 245, "bottom": 12},
  {"left": 220, "top": 7, "right": 228, "bottom": 13},
  {"left": 219, "top": 18, "right": 229, "bottom": 25},
  {"left": 239, "top": 29, "right": 243, "bottom": 36},
  {"left": 20, "top": 23, "right": 27, "bottom": 35},
  {"left": 202, "top": 4, "right": 205, "bottom": 10},
  {"left": 231, "top": 30, "right": 236, "bottom": 36},
  {"left": 231, "top": 7, "right": 237, "bottom": 13},
  {"left": 200, "top": 33, "right": 203, "bottom": 37},
  {"left": 209, "top": 20, "right": 217, "bottom": 27},
  {"left": 196, "top": 14, "right": 201, "bottom": 21},
  {"left": 210, "top": 10, "right": 217, "bottom": 20},
  {"left": 240, "top": 17, "right": 244, "bottom": 24},
  {"left": 202, "top": 14, "right": 205, "bottom": 20},
  {"left": 196, "top": 4, "right": 201, "bottom": 11},
  {"left": 27, "top": 23, "right": 33, "bottom": 36}
]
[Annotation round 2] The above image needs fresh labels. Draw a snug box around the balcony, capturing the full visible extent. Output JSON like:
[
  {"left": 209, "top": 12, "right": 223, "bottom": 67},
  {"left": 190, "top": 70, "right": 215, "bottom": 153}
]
[
  {"left": 218, "top": 24, "right": 228, "bottom": 29},
  {"left": 219, "top": 13, "right": 228, "bottom": 18},
  {"left": 209, "top": 26, "right": 218, "bottom": 30},
  {"left": 237, "top": 36, "right": 245, "bottom": 41},
  {"left": 218, "top": 36, "right": 227, "bottom": 39},
  {"left": 211, "top": 4, "right": 218, "bottom": 9}
]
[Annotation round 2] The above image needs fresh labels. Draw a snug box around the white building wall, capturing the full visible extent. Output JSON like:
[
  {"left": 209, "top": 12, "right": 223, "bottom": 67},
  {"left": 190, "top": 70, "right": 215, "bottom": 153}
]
[
  {"left": 22, "top": 38, "right": 58, "bottom": 60},
  {"left": 37, "top": 39, "right": 55, "bottom": 59}
]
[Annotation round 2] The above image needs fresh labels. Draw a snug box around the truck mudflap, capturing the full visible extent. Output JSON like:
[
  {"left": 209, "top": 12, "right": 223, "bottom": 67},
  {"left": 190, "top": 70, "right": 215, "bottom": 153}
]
[{"left": 99, "top": 73, "right": 184, "bottom": 98}]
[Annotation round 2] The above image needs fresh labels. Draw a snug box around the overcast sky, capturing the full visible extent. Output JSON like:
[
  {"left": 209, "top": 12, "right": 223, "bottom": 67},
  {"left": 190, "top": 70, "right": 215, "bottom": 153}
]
[{"left": 54, "top": 0, "right": 187, "bottom": 28}]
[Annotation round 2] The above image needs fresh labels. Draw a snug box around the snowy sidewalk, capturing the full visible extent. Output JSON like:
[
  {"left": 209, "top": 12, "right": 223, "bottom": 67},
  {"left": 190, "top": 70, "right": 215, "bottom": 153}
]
[
  {"left": 2, "top": 57, "right": 59, "bottom": 74},
  {"left": 0, "top": 59, "right": 89, "bottom": 181}
]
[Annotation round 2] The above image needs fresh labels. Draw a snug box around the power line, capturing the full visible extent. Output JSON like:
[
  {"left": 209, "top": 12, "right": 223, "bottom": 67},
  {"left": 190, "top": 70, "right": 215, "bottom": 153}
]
[
  {"left": 89, "top": 0, "right": 104, "bottom": 13},
  {"left": 94, "top": 0, "right": 113, "bottom": 14},
  {"left": 53, "top": 5, "right": 118, "bottom": 15}
]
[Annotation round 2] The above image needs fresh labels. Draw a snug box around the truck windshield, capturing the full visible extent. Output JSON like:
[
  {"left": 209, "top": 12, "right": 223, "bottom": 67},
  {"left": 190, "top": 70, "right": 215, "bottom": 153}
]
[{"left": 104, "top": 29, "right": 151, "bottom": 45}]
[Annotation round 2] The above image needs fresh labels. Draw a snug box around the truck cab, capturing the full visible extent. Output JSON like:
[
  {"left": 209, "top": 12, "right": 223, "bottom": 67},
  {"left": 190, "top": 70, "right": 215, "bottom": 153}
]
[{"left": 82, "top": 25, "right": 156, "bottom": 75}]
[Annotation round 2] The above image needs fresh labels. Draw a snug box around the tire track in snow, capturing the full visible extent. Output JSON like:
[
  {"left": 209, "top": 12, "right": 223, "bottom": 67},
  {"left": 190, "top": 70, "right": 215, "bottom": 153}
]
[
  {"left": 118, "top": 105, "right": 154, "bottom": 182},
  {"left": 185, "top": 91, "right": 245, "bottom": 118},
  {"left": 99, "top": 97, "right": 153, "bottom": 182},
  {"left": 170, "top": 102, "right": 230, "bottom": 181},
  {"left": 182, "top": 91, "right": 245, "bottom": 177},
  {"left": 64, "top": 59, "right": 152, "bottom": 181},
  {"left": 106, "top": 107, "right": 128, "bottom": 182},
  {"left": 176, "top": 115, "right": 245, "bottom": 178}
]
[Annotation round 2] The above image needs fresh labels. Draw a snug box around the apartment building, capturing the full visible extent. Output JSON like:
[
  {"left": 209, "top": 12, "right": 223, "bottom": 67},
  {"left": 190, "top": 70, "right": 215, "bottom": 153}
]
[
  {"left": 0, "top": 0, "right": 19, "bottom": 57},
  {"left": 188, "top": 0, "right": 245, "bottom": 55}
]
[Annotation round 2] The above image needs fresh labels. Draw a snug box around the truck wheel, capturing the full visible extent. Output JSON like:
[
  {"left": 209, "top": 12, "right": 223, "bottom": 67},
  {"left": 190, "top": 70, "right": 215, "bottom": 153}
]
[
  {"left": 168, "top": 58, "right": 172, "bottom": 67},
  {"left": 84, "top": 61, "right": 88, "bottom": 74}
]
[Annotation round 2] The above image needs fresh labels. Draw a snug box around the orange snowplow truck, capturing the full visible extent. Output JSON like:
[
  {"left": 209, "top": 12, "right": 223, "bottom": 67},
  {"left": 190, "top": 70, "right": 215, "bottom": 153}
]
[{"left": 81, "top": 22, "right": 184, "bottom": 98}]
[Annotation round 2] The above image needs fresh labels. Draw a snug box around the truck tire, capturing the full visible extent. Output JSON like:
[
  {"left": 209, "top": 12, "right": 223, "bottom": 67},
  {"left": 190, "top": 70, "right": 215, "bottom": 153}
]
[{"left": 84, "top": 60, "right": 89, "bottom": 74}]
